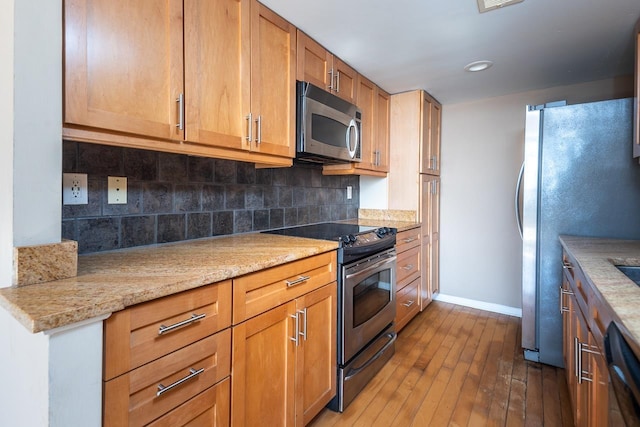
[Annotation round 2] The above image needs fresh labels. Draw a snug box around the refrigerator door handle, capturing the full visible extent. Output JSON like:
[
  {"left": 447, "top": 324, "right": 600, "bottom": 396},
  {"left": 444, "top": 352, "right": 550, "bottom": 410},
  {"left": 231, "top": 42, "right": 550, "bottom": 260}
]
[{"left": 515, "top": 161, "right": 525, "bottom": 239}]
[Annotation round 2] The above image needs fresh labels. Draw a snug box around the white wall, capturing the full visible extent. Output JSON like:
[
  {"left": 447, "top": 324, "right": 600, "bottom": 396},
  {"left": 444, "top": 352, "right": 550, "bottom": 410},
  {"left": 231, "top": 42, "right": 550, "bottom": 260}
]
[
  {"left": 440, "top": 76, "right": 634, "bottom": 310},
  {"left": 0, "top": 0, "right": 15, "bottom": 286},
  {"left": 0, "top": 1, "right": 70, "bottom": 424},
  {"left": 360, "top": 175, "right": 388, "bottom": 209}
]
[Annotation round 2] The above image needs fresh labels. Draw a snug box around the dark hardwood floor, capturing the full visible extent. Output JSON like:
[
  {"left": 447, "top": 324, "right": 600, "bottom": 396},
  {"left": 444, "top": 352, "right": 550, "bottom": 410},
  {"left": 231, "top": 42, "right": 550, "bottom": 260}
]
[{"left": 310, "top": 301, "right": 574, "bottom": 426}]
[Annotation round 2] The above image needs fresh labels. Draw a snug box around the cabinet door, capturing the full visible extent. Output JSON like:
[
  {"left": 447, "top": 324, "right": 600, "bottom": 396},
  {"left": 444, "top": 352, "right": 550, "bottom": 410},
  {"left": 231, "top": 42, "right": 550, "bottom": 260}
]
[
  {"left": 332, "top": 57, "right": 358, "bottom": 104},
  {"left": 421, "top": 176, "right": 440, "bottom": 297},
  {"left": 357, "top": 76, "right": 376, "bottom": 171},
  {"left": 231, "top": 301, "right": 296, "bottom": 426},
  {"left": 249, "top": 1, "right": 296, "bottom": 158},
  {"left": 375, "top": 88, "right": 391, "bottom": 172},
  {"left": 64, "top": 0, "right": 184, "bottom": 141},
  {"left": 297, "top": 31, "right": 332, "bottom": 91},
  {"left": 420, "top": 93, "right": 442, "bottom": 175},
  {"left": 295, "top": 283, "right": 337, "bottom": 426},
  {"left": 184, "top": 0, "right": 250, "bottom": 150},
  {"left": 589, "top": 333, "right": 609, "bottom": 427},
  {"left": 430, "top": 101, "right": 442, "bottom": 175},
  {"left": 420, "top": 93, "right": 433, "bottom": 174}
]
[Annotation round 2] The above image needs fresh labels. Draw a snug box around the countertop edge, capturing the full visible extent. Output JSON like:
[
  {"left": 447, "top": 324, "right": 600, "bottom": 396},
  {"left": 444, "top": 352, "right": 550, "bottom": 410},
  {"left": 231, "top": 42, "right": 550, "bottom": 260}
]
[{"left": 0, "top": 234, "right": 339, "bottom": 333}]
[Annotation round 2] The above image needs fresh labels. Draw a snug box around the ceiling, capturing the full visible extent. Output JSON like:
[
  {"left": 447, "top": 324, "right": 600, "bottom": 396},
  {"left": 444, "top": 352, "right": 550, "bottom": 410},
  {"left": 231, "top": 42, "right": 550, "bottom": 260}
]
[{"left": 260, "top": 0, "right": 640, "bottom": 104}]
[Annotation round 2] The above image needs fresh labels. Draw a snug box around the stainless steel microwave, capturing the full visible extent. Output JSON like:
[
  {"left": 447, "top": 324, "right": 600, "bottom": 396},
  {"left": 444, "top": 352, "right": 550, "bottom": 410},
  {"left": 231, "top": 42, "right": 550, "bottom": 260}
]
[{"left": 296, "top": 81, "right": 362, "bottom": 164}]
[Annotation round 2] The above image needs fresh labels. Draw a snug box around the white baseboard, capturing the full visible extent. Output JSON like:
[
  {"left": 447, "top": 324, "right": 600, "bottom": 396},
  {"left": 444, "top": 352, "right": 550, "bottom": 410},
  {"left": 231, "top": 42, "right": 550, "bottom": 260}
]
[{"left": 433, "top": 293, "right": 522, "bottom": 318}]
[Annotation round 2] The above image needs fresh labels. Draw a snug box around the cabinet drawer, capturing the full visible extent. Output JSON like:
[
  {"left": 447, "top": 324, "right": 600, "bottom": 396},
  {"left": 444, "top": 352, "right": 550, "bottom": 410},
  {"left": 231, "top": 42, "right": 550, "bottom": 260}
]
[
  {"left": 147, "top": 377, "right": 230, "bottom": 427},
  {"left": 104, "top": 281, "right": 232, "bottom": 380},
  {"left": 396, "top": 244, "right": 420, "bottom": 289},
  {"left": 396, "top": 227, "right": 421, "bottom": 253},
  {"left": 396, "top": 277, "right": 420, "bottom": 332},
  {"left": 233, "top": 251, "right": 337, "bottom": 324},
  {"left": 104, "top": 329, "right": 231, "bottom": 426}
]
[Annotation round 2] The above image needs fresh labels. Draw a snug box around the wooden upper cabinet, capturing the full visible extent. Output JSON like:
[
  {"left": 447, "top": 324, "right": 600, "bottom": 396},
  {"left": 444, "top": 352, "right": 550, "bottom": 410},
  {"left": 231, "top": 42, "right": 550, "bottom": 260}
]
[
  {"left": 323, "top": 79, "right": 389, "bottom": 177},
  {"left": 64, "top": 0, "right": 294, "bottom": 165},
  {"left": 357, "top": 76, "right": 376, "bottom": 171},
  {"left": 332, "top": 57, "right": 358, "bottom": 104},
  {"left": 297, "top": 31, "right": 332, "bottom": 91},
  {"left": 64, "top": 0, "right": 184, "bottom": 141},
  {"left": 183, "top": 0, "right": 250, "bottom": 151},
  {"left": 375, "top": 88, "right": 391, "bottom": 172},
  {"left": 249, "top": 1, "right": 296, "bottom": 158},
  {"left": 296, "top": 30, "right": 358, "bottom": 104},
  {"left": 419, "top": 92, "right": 442, "bottom": 176}
]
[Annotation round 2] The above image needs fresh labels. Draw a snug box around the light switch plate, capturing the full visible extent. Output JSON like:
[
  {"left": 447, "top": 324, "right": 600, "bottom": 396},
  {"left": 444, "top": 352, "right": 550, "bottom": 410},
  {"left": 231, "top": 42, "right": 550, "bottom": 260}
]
[
  {"left": 62, "top": 173, "right": 88, "bottom": 205},
  {"left": 346, "top": 186, "right": 353, "bottom": 200},
  {"left": 107, "top": 176, "right": 127, "bottom": 204}
]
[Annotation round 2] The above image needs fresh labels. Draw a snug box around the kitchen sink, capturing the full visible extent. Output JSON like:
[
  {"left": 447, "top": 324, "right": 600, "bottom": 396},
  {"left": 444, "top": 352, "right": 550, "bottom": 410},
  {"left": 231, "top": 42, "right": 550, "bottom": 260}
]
[{"left": 615, "top": 265, "right": 640, "bottom": 286}]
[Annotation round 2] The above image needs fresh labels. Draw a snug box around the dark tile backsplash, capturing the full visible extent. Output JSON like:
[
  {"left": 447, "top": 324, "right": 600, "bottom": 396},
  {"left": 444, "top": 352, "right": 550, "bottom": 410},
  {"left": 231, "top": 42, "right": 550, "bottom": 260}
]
[{"left": 62, "top": 142, "right": 360, "bottom": 254}]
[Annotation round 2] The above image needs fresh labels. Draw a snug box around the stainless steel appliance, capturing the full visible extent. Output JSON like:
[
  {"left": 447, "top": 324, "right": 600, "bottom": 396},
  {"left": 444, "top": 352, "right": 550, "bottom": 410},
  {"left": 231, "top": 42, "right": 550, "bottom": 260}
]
[
  {"left": 296, "top": 81, "right": 362, "bottom": 164},
  {"left": 604, "top": 321, "right": 640, "bottom": 426},
  {"left": 517, "top": 98, "right": 640, "bottom": 367},
  {"left": 265, "top": 222, "right": 397, "bottom": 411}
]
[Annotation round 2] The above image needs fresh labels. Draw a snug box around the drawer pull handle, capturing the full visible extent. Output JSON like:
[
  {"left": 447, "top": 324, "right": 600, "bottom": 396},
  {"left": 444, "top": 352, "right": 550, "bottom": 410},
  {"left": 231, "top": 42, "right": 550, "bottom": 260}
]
[
  {"left": 402, "top": 264, "right": 414, "bottom": 271},
  {"left": 562, "top": 261, "right": 573, "bottom": 270},
  {"left": 402, "top": 300, "right": 415, "bottom": 308},
  {"left": 286, "top": 275, "right": 311, "bottom": 287},
  {"left": 156, "top": 367, "right": 204, "bottom": 397},
  {"left": 158, "top": 313, "right": 206, "bottom": 335},
  {"left": 403, "top": 237, "right": 417, "bottom": 243}
]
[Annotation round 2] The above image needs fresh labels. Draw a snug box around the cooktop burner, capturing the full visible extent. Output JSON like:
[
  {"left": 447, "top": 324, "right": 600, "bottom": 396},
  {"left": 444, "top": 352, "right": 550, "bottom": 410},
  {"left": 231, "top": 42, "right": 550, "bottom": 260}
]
[
  {"left": 265, "top": 223, "right": 375, "bottom": 241},
  {"left": 264, "top": 222, "right": 396, "bottom": 263}
]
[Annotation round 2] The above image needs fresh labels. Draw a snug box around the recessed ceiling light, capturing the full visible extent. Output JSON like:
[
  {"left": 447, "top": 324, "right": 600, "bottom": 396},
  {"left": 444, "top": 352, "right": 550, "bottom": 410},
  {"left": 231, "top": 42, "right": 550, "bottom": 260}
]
[
  {"left": 477, "top": 0, "right": 524, "bottom": 13},
  {"left": 464, "top": 60, "right": 494, "bottom": 72}
]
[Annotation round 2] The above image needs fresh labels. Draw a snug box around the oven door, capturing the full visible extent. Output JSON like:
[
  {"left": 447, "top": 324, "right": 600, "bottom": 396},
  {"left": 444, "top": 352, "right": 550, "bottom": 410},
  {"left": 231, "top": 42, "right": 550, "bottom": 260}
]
[{"left": 341, "top": 248, "right": 396, "bottom": 364}]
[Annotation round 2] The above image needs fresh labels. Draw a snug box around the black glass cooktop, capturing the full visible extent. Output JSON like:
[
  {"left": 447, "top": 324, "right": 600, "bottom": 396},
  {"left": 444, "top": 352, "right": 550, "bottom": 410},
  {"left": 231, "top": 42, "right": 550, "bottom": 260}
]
[{"left": 264, "top": 222, "right": 376, "bottom": 241}]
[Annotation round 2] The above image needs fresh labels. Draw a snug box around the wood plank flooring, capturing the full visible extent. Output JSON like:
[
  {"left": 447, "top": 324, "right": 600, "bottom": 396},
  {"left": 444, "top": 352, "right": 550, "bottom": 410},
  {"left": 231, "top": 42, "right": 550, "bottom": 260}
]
[{"left": 309, "top": 301, "right": 574, "bottom": 427}]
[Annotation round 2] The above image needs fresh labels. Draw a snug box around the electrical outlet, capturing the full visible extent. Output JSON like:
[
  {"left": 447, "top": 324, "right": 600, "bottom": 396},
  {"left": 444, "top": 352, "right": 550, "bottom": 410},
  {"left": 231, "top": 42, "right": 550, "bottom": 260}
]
[
  {"left": 108, "top": 176, "right": 127, "bottom": 204},
  {"left": 346, "top": 185, "right": 353, "bottom": 200},
  {"left": 62, "top": 173, "right": 88, "bottom": 205}
]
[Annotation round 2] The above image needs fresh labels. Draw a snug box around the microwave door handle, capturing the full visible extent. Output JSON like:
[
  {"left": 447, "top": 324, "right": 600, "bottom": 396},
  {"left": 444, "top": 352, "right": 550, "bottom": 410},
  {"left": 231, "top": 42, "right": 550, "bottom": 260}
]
[{"left": 346, "top": 119, "right": 359, "bottom": 159}]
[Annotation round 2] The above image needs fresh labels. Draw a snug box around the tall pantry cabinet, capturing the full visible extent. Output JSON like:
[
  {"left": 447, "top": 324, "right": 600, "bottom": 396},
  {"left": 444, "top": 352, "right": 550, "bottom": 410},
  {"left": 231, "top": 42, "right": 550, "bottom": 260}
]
[{"left": 389, "top": 90, "right": 442, "bottom": 311}]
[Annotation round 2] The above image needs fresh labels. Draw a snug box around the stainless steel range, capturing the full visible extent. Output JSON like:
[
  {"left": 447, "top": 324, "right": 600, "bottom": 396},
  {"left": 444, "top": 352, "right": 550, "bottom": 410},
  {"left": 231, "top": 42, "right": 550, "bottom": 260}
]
[{"left": 265, "top": 222, "right": 397, "bottom": 412}]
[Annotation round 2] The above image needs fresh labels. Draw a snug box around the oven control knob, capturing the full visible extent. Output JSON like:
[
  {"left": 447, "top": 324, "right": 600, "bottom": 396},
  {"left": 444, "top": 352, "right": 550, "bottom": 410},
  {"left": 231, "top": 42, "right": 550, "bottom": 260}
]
[
  {"left": 348, "top": 234, "right": 357, "bottom": 244},
  {"left": 376, "top": 227, "right": 387, "bottom": 238}
]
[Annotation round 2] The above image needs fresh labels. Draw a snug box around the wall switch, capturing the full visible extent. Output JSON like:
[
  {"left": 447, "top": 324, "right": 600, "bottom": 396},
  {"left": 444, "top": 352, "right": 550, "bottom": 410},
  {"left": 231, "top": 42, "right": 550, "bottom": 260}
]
[
  {"left": 107, "top": 176, "right": 127, "bottom": 204},
  {"left": 346, "top": 185, "right": 353, "bottom": 200},
  {"left": 62, "top": 173, "right": 88, "bottom": 205}
]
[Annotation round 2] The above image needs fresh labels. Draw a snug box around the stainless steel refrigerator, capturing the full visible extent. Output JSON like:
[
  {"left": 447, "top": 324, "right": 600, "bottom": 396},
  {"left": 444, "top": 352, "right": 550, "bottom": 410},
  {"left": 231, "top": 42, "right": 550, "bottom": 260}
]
[{"left": 517, "top": 98, "right": 640, "bottom": 367}]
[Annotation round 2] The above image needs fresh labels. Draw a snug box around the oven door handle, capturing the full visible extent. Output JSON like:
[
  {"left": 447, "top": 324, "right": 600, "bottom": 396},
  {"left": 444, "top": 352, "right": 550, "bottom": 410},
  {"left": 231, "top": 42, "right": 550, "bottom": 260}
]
[
  {"left": 345, "top": 255, "right": 396, "bottom": 281},
  {"left": 344, "top": 331, "right": 397, "bottom": 381}
]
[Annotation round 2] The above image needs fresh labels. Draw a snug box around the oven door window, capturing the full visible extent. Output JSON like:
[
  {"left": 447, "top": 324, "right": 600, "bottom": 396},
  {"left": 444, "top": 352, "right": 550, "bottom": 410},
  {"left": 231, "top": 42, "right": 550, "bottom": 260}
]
[{"left": 352, "top": 268, "right": 393, "bottom": 327}]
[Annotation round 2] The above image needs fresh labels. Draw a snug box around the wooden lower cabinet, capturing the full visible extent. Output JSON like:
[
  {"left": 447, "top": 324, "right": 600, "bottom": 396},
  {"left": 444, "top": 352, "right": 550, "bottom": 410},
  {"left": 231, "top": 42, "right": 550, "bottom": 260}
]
[
  {"left": 231, "top": 282, "right": 337, "bottom": 426},
  {"left": 395, "top": 226, "right": 422, "bottom": 331},
  {"left": 561, "top": 249, "right": 622, "bottom": 427}
]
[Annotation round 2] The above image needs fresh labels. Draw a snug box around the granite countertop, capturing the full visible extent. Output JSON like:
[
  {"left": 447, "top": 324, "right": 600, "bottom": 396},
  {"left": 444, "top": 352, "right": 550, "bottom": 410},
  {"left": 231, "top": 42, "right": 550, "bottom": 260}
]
[
  {"left": 343, "top": 219, "right": 421, "bottom": 232},
  {"left": 0, "top": 233, "right": 338, "bottom": 334},
  {"left": 559, "top": 235, "right": 640, "bottom": 350}
]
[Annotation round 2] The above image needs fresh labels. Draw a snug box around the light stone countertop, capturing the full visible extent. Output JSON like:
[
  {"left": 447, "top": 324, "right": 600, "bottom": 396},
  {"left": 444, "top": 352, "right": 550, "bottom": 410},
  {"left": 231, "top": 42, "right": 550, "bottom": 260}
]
[
  {"left": 343, "top": 218, "right": 421, "bottom": 232},
  {"left": 0, "top": 233, "right": 338, "bottom": 334},
  {"left": 559, "top": 235, "right": 640, "bottom": 352}
]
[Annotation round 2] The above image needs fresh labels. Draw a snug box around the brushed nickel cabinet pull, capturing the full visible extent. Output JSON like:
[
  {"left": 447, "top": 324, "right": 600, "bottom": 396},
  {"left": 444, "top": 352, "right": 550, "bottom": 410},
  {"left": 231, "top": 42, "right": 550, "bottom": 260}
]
[
  {"left": 290, "top": 313, "right": 300, "bottom": 346},
  {"left": 255, "top": 115, "right": 262, "bottom": 144},
  {"left": 402, "top": 264, "right": 414, "bottom": 271},
  {"left": 299, "top": 308, "right": 307, "bottom": 341},
  {"left": 286, "top": 275, "right": 310, "bottom": 287},
  {"left": 156, "top": 367, "right": 204, "bottom": 397},
  {"left": 176, "top": 93, "right": 184, "bottom": 130},
  {"left": 403, "top": 237, "right": 417, "bottom": 243},
  {"left": 328, "top": 70, "right": 334, "bottom": 91},
  {"left": 245, "top": 113, "right": 253, "bottom": 143},
  {"left": 158, "top": 313, "right": 206, "bottom": 335},
  {"left": 402, "top": 300, "right": 415, "bottom": 308}
]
